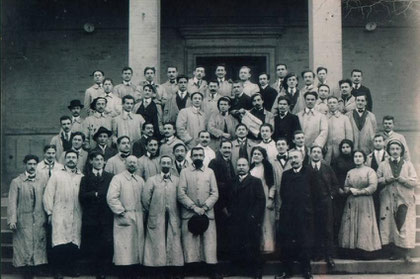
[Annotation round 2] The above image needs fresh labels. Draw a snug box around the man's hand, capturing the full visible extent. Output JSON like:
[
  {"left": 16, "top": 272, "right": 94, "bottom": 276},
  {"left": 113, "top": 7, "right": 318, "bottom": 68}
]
[
  {"left": 193, "top": 206, "right": 205, "bottom": 216},
  {"left": 385, "top": 176, "right": 396, "bottom": 184},
  {"left": 9, "top": 223, "right": 17, "bottom": 230},
  {"left": 397, "top": 176, "right": 407, "bottom": 184},
  {"left": 222, "top": 133, "right": 231, "bottom": 139}
]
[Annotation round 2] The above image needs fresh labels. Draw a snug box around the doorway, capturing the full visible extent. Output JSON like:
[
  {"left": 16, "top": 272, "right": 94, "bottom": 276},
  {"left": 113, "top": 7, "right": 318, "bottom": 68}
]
[{"left": 196, "top": 56, "right": 267, "bottom": 84}]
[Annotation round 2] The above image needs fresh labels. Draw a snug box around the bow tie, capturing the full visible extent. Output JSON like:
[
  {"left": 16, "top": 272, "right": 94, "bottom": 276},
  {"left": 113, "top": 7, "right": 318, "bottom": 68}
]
[
  {"left": 120, "top": 152, "right": 130, "bottom": 158},
  {"left": 71, "top": 169, "right": 78, "bottom": 173},
  {"left": 27, "top": 174, "right": 36, "bottom": 181},
  {"left": 170, "top": 80, "right": 176, "bottom": 84},
  {"left": 392, "top": 159, "right": 399, "bottom": 165},
  {"left": 358, "top": 109, "right": 364, "bottom": 113},
  {"left": 277, "top": 154, "right": 287, "bottom": 161},
  {"left": 163, "top": 174, "right": 170, "bottom": 180}
]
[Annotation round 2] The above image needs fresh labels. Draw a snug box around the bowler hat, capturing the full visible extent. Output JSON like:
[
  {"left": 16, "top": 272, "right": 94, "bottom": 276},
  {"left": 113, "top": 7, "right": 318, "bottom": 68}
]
[
  {"left": 93, "top": 126, "right": 113, "bottom": 141},
  {"left": 68, "top": 99, "right": 84, "bottom": 109},
  {"left": 188, "top": 214, "right": 209, "bottom": 235}
]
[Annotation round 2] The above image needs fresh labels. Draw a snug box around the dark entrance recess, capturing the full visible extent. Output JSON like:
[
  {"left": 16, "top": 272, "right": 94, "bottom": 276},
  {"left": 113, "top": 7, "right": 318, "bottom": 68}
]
[{"left": 196, "top": 56, "right": 267, "bottom": 84}]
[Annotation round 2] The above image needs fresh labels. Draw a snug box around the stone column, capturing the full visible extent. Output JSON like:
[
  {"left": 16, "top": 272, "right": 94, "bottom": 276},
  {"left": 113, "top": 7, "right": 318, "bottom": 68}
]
[
  {"left": 129, "top": 0, "right": 161, "bottom": 83},
  {"left": 308, "top": 0, "right": 342, "bottom": 88}
]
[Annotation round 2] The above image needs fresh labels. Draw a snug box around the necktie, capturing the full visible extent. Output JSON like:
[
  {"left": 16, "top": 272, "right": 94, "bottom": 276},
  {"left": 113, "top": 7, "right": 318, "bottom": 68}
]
[
  {"left": 223, "top": 119, "right": 228, "bottom": 133},
  {"left": 314, "top": 164, "right": 319, "bottom": 171},
  {"left": 48, "top": 164, "right": 53, "bottom": 177},
  {"left": 128, "top": 112, "right": 133, "bottom": 119}
]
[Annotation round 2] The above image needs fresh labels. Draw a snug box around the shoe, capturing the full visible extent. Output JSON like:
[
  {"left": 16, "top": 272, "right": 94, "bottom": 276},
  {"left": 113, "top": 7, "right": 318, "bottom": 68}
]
[
  {"left": 404, "top": 255, "right": 414, "bottom": 264},
  {"left": 326, "top": 257, "right": 336, "bottom": 268},
  {"left": 303, "top": 271, "right": 313, "bottom": 279},
  {"left": 389, "top": 254, "right": 401, "bottom": 260},
  {"left": 274, "top": 272, "right": 292, "bottom": 279}
]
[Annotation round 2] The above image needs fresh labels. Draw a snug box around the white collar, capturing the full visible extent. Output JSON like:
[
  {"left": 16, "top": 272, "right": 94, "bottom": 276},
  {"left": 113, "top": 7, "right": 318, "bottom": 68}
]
[
  {"left": 193, "top": 77, "right": 201, "bottom": 84},
  {"left": 261, "top": 84, "right": 268, "bottom": 89},
  {"left": 293, "top": 166, "right": 303, "bottom": 173},
  {"left": 92, "top": 168, "right": 102, "bottom": 176},
  {"left": 279, "top": 111, "right": 288, "bottom": 118},
  {"left": 311, "top": 161, "right": 321, "bottom": 168}
]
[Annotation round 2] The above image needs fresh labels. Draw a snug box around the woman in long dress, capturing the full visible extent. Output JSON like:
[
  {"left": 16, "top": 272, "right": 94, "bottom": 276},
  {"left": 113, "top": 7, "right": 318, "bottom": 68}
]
[
  {"left": 250, "top": 146, "right": 276, "bottom": 254},
  {"left": 377, "top": 139, "right": 418, "bottom": 263},
  {"left": 331, "top": 139, "right": 355, "bottom": 242},
  {"left": 338, "top": 150, "right": 381, "bottom": 258}
]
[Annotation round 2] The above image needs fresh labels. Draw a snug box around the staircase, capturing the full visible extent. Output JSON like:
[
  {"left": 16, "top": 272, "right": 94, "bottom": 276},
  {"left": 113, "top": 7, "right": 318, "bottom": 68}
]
[{"left": 2, "top": 197, "right": 420, "bottom": 276}]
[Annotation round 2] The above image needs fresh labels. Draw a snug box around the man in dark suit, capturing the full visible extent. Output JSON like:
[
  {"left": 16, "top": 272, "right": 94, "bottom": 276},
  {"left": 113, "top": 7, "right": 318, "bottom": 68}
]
[
  {"left": 258, "top": 72, "right": 278, "bottom": 111},
  {"left": 132, "top": 122, "right": 155, "bottom": 158},
  {"left": 273, "top": 96, "right": 301, "bottom": 145},
  {"left": 227, "top": 157, "right": 266, "bottom": 278},
  {"left": 289, "top": 130, "right": 309, "bottom": 166},
  {"left": 79, "top": 151, "right": 114, "bottom": 279},
  {"left": 308, "top": 146, "right": 339, "bottom": 268},
  {"left": 90, "top": 126, "right": 117, "bottom": 162},
  {"left": 230, "top": 80, "right": 252, "bottom": 119},
  {"left": 208, "top": 140, "right": 236, "bottom": 260},
  {"left": 351, "top": 69, "right": 373, "bottom": 111},
  {"left": 172, "top": 142, "right": 189, "bottom": 176},
  {"left": 135, "top": 84, "right": 163, "bottom": 139},
  {"left": 277, "top": 150, "right": 314, "bottom": 279}
]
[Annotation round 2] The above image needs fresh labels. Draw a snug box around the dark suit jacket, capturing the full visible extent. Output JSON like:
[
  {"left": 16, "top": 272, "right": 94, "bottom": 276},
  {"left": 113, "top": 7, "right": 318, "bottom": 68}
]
[
  {"left": 308, "top": 162, "right": 339, "bottom": 202},
  {"left": 208, "top": 152, "right": 236, "bottom": 211},
  {"left": 279, "top": 166, "right": 314, "bottom": 247},
  {"left": 132, "top": 136, "right": 148, "bottom": 158},
  {"left": 227, "top": 174, "right": 266, "bottom": 261},
  {"left": 352, "top": 85, "right": 373, "bottom": 111},
  {"left": 79, "top": 170, "right": 114, "bottom": 227},
  {"left": 273, "top": 112, "right": 301, "bottom": 145},
  {"left": 90, "top": 145, "right": 118, "bottom": 162},
  {"left": 230, "top": 93, "right": 252, "bottom": 118},
  {"left": 259, "top": 85, "right": 278, "bottom": 111}
]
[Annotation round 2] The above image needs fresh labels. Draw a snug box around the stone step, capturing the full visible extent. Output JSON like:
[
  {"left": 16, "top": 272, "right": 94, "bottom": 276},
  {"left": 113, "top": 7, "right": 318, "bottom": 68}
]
[{"left": 2, "top": 258, "right": 420, "bottom": 276}]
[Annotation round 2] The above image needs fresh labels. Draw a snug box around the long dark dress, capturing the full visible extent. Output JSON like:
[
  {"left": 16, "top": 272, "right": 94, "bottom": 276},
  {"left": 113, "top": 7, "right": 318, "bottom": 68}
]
[{"left": 331, "top": 154, "right": 354, "bottom": 241}]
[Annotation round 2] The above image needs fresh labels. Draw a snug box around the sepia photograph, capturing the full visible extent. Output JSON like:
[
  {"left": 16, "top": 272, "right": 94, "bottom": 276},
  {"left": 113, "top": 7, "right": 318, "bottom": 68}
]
[{"left": 1, "top": 0, "right": 420, "bottom": 278}]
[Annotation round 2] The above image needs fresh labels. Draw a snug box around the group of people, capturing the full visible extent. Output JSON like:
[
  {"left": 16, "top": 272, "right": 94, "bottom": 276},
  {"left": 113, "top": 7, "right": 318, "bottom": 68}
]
[{"left": 7, "top": 63, "right": 418, "bottom": 279}]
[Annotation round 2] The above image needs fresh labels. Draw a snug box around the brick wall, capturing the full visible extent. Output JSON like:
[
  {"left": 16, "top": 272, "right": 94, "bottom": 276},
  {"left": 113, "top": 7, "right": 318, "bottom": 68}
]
[{"left": 2, "top": 25, "right": 420, "bottom": 192}]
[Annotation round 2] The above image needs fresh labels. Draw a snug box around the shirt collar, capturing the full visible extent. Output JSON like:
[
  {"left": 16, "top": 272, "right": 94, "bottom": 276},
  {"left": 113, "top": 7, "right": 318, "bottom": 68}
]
[
  {"left": 311, "top": 161, "right": 321, "bottom": 169},
  {"left": 288, "top": 87, "right": 296, "bottom": 94},
  {"left": 92, "top": 168, "right": 103, "bottom": 176},
  {"left": 25, "top": 171, "right": 36, "bottom": 180},
  {"left": 293, "top": 166, "right": 303, "bottom": 173},
  {"left": 305, "top": 107, "right": 314, "bottom": 114},
  {"left": 261, "top": 84, "right": 268, "bottom": 89},
  {"left": 161, "top": 172, "right": 172, "bottom": 181},
  {"left": 94, "top": 111, "right": 106, "bottom": 118}
]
